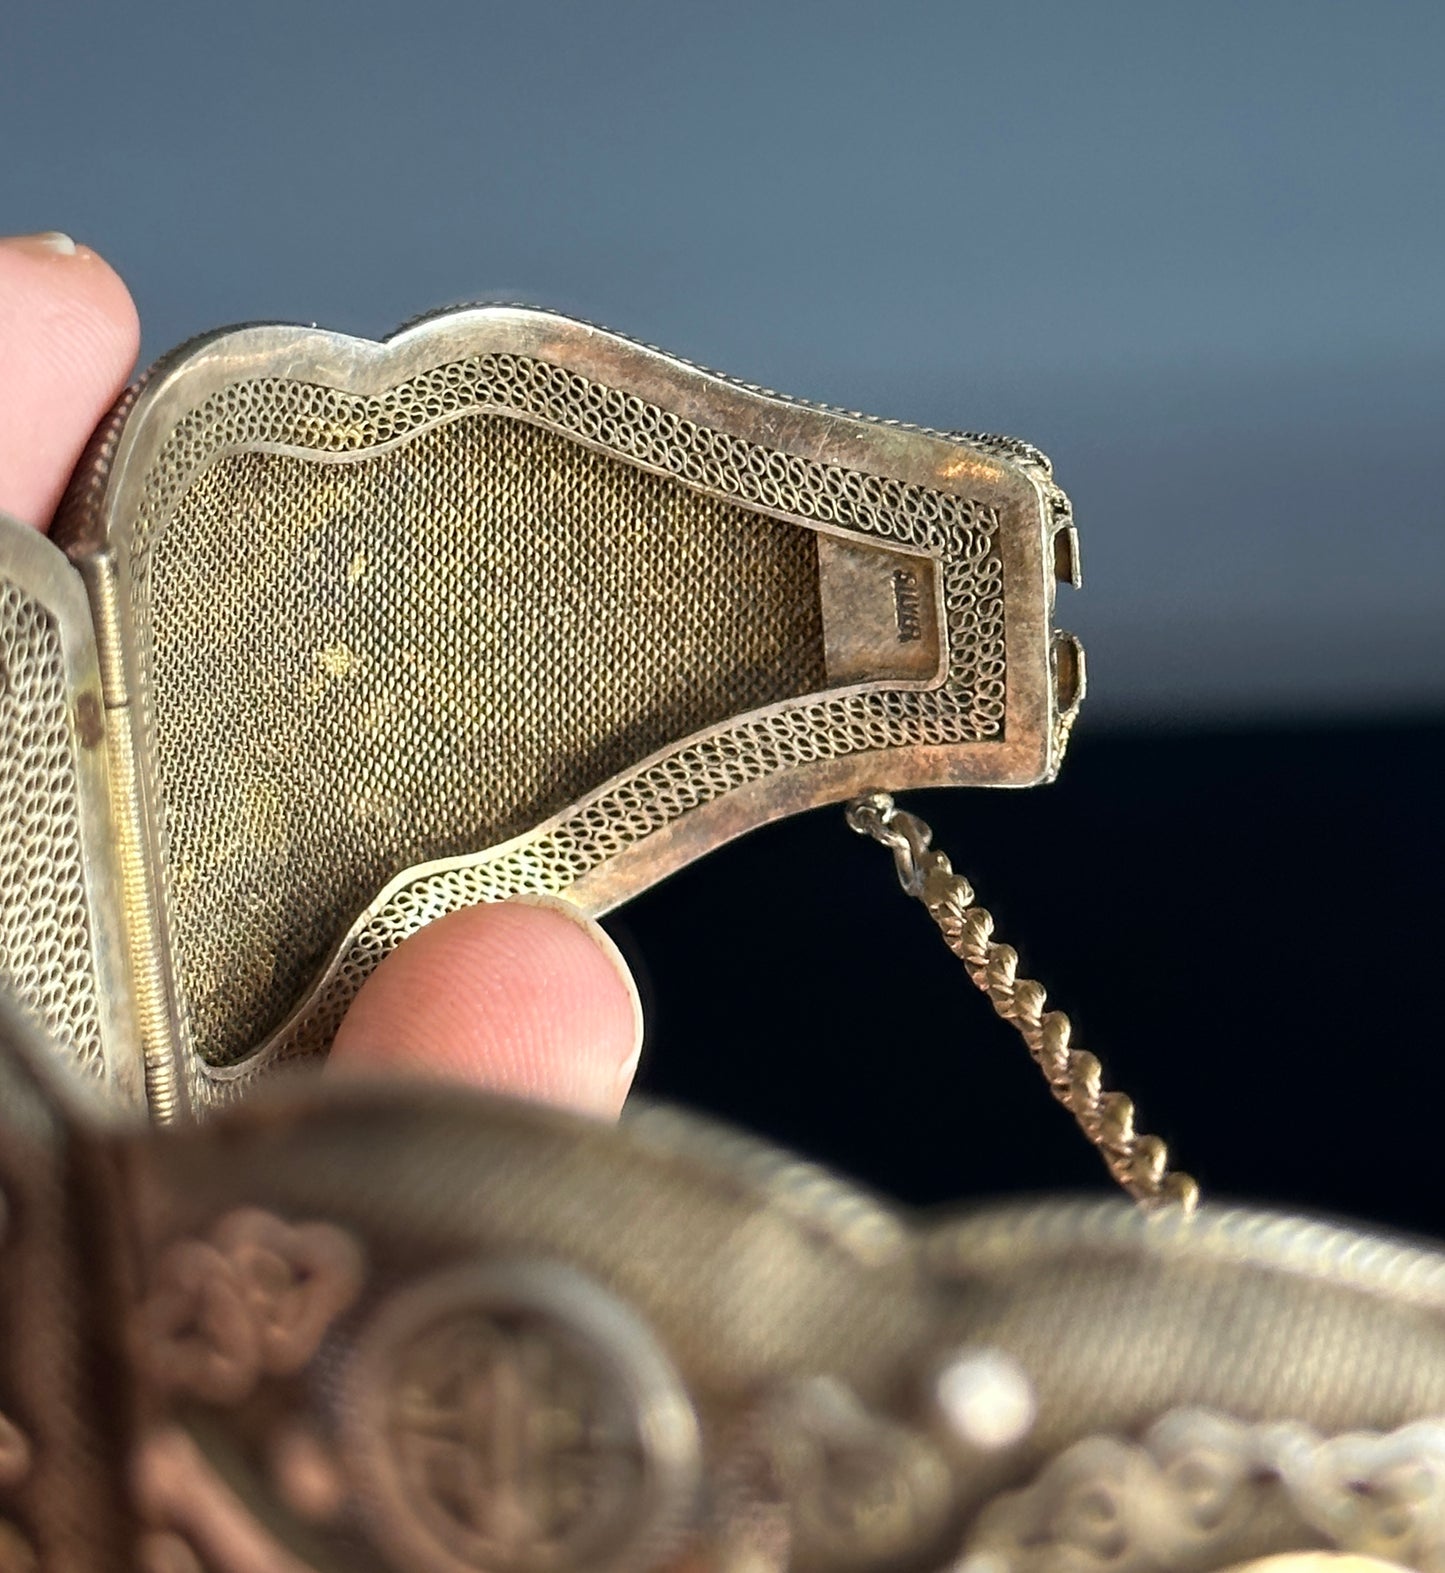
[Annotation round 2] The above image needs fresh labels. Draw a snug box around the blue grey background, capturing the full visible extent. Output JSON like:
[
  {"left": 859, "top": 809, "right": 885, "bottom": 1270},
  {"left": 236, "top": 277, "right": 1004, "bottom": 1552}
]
[{"left": 3, "top": 1, "right": 1440, "bottom": 723}]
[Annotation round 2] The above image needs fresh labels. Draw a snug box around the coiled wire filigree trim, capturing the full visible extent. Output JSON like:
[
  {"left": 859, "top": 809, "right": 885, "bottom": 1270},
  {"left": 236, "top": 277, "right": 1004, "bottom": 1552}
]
[{"left": 120, "top": 353, "right": 1007, "bottom": 1092}]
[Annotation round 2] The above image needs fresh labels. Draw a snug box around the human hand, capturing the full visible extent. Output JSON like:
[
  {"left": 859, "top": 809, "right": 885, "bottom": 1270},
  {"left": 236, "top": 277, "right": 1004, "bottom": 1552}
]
[{"left": 0, "top": 233, "right": 644, "bottom": 1115}]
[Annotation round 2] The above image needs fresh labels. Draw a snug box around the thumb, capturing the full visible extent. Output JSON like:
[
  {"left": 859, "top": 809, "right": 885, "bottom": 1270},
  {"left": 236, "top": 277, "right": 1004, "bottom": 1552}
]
[{"left": 326, "top": 897, "right": 645, "bottom": 1118}]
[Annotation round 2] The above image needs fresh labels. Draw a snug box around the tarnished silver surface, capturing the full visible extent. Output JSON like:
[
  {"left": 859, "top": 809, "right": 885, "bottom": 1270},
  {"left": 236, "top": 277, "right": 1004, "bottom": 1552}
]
[
  {"left": 5, "top": 303, "right": 1433, "bottom": 1573},
  {"left": 0, "top": 305, "right": 1080, "bottom": 1120},
  {"left": 0, "top": 1002, "right": 1443, "bottom": 1573},
  {"left": 0, "top": 518, "right": 142, "bottom": 1108}
]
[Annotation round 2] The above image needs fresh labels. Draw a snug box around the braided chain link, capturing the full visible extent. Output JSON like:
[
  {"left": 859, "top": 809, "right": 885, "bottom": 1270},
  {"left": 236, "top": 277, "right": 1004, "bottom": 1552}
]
[{"left": 846, "top": 792, "right": 1198, "bottom": 1213}]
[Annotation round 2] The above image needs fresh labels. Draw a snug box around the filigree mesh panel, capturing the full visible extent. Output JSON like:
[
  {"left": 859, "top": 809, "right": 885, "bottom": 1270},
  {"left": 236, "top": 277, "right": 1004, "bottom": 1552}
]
[
  {"left": 0, "top": 578, "right": 103, "bottom": 1076},
  {"left": 119, "top": 351, "right": 1007, "bottom": 1088},
  {"left": 152, "top": 416, "right": 826, "bottom": 1066}
]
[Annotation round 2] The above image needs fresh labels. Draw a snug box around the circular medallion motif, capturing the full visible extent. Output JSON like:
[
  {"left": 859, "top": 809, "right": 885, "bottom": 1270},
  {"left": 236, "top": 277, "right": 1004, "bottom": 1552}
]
[{"left": 342, "top": 1260, "right": 699, "bottom": 1573}]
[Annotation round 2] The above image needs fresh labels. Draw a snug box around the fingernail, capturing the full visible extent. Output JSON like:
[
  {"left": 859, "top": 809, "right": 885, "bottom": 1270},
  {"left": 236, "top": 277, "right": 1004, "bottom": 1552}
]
[
  {"left": 507, "top": 893, "right": 645, "bottom": 1080},
  {"left": 2, "top": 232, "right": 79, "bottom": 257}
]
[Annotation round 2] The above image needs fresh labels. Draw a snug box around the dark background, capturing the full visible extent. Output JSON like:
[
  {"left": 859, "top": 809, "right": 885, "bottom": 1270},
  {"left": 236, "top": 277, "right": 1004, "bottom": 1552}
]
[
  {"left": 621, "top": 716, "right": 1445, "bottom": 1238},
  {"left": 3, "top": 3, "right": 1441, "bottom": 1231}
]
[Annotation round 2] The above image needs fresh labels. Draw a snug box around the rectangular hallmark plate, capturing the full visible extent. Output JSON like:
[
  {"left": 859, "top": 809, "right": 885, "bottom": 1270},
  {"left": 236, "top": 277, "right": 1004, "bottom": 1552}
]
[{"left": 0, "top": 306, "right": 1082, "bottom": 1120}]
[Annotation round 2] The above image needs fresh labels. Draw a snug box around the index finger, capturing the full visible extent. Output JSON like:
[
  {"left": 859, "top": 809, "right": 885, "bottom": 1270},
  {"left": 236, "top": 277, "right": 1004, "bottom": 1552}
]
[{"left": 0, "top": 233, "right": 140, "bottom": 531}]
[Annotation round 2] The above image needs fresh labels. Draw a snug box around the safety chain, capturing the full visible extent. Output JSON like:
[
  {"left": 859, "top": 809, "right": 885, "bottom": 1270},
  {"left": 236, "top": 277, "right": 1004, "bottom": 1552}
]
[{"left": 846, "top": 791, "right": 1198, "bottom": 1213}]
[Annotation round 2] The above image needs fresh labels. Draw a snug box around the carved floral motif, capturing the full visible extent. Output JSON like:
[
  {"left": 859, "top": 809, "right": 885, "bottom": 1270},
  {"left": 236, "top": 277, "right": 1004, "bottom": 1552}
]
[
  {"left": 962, "top": 1409, "right": 1445, "bottom": 1573},
  {"left": 135, "top": 1208, "right": 364, "bottom": 1404}
]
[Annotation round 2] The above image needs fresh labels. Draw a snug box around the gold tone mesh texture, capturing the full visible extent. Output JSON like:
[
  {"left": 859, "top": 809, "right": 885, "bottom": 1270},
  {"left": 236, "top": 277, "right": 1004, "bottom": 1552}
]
[
  {"left": 0, "top": 579, "right": 104, "bottom": 1076},
  {"left": 152, "top": 414, "right": 826, "bottom": 1067}
]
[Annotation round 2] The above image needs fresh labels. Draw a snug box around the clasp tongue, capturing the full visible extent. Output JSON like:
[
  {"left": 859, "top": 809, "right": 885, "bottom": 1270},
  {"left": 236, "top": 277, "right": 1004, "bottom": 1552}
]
[{"left": 817, "top": 535, "right": 943, "bottom": 687}]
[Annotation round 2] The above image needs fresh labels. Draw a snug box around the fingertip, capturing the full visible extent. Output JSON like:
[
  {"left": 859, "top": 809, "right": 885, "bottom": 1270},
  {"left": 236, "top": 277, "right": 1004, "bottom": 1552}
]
[
  {"left": 506, "top": 894, "right": 646, "bottom": 1084},
  {"left": 0, "top": 234, "right": 141, "bottom": 530},
  {"left": 327, "top": 900, "right": 645, "bottom": 1118}
]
